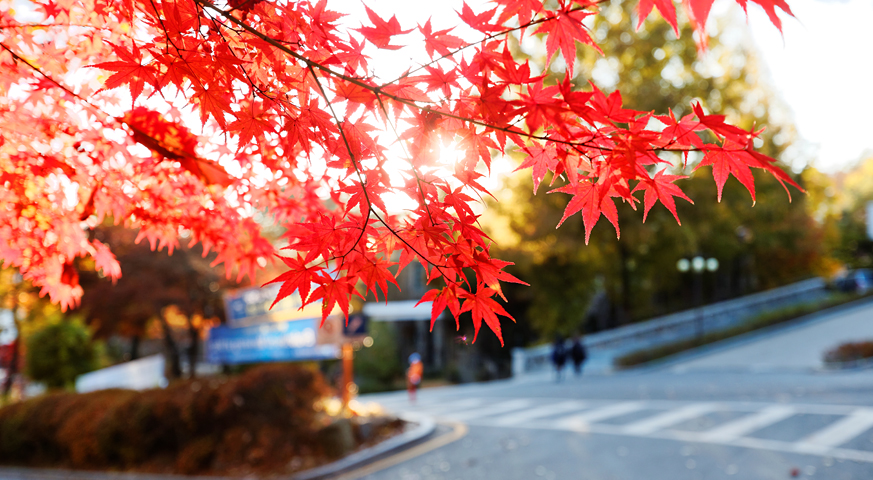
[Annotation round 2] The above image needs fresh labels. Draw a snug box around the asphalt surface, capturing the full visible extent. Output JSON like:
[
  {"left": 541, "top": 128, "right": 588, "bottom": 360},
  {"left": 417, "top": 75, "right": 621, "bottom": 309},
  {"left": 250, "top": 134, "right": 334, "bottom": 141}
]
[{"left": 360, "top": 302, "right": 873, "bottom": 480}]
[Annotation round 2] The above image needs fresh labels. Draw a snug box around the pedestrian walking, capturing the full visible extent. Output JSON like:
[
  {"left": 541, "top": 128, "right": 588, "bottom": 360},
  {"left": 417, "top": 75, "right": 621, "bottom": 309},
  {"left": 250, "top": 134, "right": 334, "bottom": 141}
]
[
  {"left": 407, "top": 352, "right": 423, "bottom": 404},
  {"left": 552, "top": 334, "right": 567, "bottom": 382},
  {"left": 570, "top": 333, "right": 587, "bottom": 376}
]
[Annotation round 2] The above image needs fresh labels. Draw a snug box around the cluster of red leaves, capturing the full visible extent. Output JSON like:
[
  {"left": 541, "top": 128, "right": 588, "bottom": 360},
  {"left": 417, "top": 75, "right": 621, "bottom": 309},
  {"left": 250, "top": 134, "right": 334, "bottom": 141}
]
[{"left": 0, "top": 0, "right": 795, "bottom": 343}]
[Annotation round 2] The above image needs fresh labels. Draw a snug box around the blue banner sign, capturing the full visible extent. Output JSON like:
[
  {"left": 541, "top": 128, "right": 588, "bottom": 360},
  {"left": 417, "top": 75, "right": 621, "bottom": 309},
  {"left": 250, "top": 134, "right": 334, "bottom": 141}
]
[
  {"left": 223, "top": 284, "right": 326, "bottom": 328},
  {"left": 206, "top": 318, "right": 340, "bottom": 364},
  {"left": 343, "top": 313, "right": 368, "bottom": 337}
]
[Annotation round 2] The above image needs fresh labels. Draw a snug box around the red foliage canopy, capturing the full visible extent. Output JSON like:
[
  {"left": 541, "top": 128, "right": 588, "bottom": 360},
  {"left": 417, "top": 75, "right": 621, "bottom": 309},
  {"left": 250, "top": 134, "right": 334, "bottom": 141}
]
[{"left": 0, "top": 0, "right": 796, "bottom": 344}]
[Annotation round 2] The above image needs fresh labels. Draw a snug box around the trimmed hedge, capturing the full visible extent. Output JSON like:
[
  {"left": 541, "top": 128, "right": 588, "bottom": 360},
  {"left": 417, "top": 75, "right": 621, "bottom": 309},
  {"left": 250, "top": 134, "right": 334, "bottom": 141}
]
[
  {"left": 824, "top": 341, "right": 873, "bottom": 364},
  {"left": 0, "top": 364, "right": 333, "bottom": 475}
]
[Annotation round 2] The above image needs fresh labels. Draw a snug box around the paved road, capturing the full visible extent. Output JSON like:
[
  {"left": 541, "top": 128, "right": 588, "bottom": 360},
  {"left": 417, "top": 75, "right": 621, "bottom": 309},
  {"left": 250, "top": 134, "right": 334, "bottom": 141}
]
[{"left": 358, "top": 302, "right": 873, "bottom": 480}]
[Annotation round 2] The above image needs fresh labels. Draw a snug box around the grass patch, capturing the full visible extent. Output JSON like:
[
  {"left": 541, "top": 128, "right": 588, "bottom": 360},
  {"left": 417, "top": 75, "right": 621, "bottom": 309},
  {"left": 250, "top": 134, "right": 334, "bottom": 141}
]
[{"left": 615, "top": 292, "right": 869, "bottom": 369}]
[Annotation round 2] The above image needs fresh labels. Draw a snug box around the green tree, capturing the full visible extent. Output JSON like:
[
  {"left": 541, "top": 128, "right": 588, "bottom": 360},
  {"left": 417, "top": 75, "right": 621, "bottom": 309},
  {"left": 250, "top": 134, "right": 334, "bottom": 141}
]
[
  {"left": 814, "top": 154, "right": 873, "bottom": 268},
  {"left": 26, "top": 320, "right": 100, "bottom": 389},
  {"left": 1, "top": 269, "right": 70, "bottom": 397},
  {"left": 354, "top": 322, "right": 404, "bottom": 393}
]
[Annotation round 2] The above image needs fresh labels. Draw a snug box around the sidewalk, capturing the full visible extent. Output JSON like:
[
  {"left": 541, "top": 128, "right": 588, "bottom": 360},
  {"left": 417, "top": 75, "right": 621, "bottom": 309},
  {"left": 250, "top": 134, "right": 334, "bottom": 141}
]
[{"left": 669, "top": 298, "right": 873, "bottom": 372}]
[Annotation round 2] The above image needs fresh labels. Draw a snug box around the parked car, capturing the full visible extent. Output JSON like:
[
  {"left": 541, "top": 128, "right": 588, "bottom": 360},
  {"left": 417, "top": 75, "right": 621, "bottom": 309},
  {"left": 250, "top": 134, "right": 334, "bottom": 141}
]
[{"left": 831, "top": 269, "right": 873, "bottom": 293}]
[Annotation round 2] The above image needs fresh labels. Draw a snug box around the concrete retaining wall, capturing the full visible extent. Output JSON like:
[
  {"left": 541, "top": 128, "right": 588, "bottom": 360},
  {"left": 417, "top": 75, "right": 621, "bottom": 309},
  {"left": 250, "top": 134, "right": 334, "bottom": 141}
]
[{"left": 512, "top": 278, "right": 827, "bottom": 376}]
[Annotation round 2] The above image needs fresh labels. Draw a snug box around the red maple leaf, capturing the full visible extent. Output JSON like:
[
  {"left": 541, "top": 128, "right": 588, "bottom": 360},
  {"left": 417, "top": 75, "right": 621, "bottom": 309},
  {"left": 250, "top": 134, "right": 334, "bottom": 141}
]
[
  {"left": 687, "top": 0, "right": 716, "bottom": 35},
  {"left": 516, "top": 144, "right": 559, "bottom": 193},
  {"left": 493, "top": 0, "right": 545, "bottom": 25},
  {"left": 356, "top": 5, "right": 413, "bottom": 50},
  {"left": 419, "top": 284, "right": 463, "bottom": 330},
  {"left": 738, "top": 0, "right": 794, "bottom": 32},
  {"left": 456, "top": 3, "right": 501, "bottom": 33},
  {"left": 90, "top": 43, "right": 156, "bottom": 105},
  {"left": 552, "top": 179, "right": 620, "bottom": 243},
  {"left": 495, "top": 47, "right": 544, "bottom": 85},
  {"left": 637, "top": 0, "right": 679, "bottom": 35},
  {"left": 308, "top": 273, "right": 360, "bottom": 325},
  {"left": 534, "top": 8, "right": 599, "bottom": 77},
  {"left": 350, "top": 255, "right": 399, "bottom": 301},
  {"left": 460, "top": 287, "right": 515, "bottom": 346},
  {"left": 192, "top": 84, "right": 231, "bottom": 128},
  {"left": 91, "top": 239, "right": 122, "bottom": 283},
  {"left": 698, "top": 146, "right": 757, "bottom": 202},
  {"left": 692, "top": 102, "right": 749, "bottom": 144},
  {"left": 632, "top": 170, "right": 693, "bottom": 224},
  {"left": 419, "top": 66, "right": 462, "bottom": 98},
  {"left": 419, "top": 19, "right": 466, "bottom": 57},
  {"left": 228, "top": 103, "right": 275, "bottom": 151},
  {"left": 266, "top": 255, "right": 324, "bottom": 307},
  {"left": 516, "top": 82, "right": 565, "bottom": 132},
  {"left": 471, "top": 255, "right": 529, "bottom": 301}
]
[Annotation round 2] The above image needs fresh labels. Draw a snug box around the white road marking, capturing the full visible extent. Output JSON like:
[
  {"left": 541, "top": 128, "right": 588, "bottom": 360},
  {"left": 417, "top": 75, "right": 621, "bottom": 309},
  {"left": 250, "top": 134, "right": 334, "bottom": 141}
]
[
  {"left": 621, "top": 403, "right": 719, "bottom": 435},
  {"left": 794, "top": 408, "right": 873, "bottom": 453},
  {"left": 696, "top": 405, "right": 796, "bottom": 443},
  {"left": 728, "top": 436, "right": 873, "bottom": 463},
  {"left": 375, "top": 396, "right": 873, "bottom": 464},
  {"left": 490, "top": 401, "right": 587, "bottom": 426},
  {"left": 448, "top": 399, "right": 535, "bottom": 422},
  {"left": 553, "top": 401, "right": 646, "bottom": 431},
  {"left": 405, "top": 398, "right": 486, "bottom": 416}
]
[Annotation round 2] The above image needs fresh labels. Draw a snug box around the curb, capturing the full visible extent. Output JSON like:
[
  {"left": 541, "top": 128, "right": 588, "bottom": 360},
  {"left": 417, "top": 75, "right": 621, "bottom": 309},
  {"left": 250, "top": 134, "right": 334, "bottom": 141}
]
[
  {"left": 292, "top": 414, "right": 436, "bottom": 480},
  {"left": 823, "top": 356, "right": 873, "bottom": 371}
]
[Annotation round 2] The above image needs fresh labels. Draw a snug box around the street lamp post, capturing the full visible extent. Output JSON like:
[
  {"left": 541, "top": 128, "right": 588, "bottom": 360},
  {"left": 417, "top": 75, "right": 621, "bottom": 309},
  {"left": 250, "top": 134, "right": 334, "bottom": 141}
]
[{"left": 677, "top": 256, "right": 719, "bottom": 342}]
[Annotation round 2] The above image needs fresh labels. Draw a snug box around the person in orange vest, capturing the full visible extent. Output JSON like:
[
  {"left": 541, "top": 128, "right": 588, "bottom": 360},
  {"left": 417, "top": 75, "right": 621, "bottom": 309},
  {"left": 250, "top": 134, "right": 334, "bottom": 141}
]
[{"left": 407, "top": 352, "right": 423, "bottom": 404}]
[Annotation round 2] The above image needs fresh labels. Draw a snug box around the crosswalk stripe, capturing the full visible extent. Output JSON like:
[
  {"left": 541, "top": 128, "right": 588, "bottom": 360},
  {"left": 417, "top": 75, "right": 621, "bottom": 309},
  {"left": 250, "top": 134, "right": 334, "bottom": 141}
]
[
  {"left": 372, "top": 395, "right": 873, "bottom": 464},
  {"left": 795, "top": 408, "right": 873, "bottom": 451},
  {"left": 553, "top": 401, "right": 646, "bottom": 431},
  {"left": 697, "top": 405, "right": 796, "bottom": 443},
  {"left": 622, "top": 403, "right": 718, "bottom": 435},
  {"left": 448, "top": 399, "right": 536, "bottom": 421},
  {"left": 490, "top": 400, "right": 587, "bottom": 426},
  {"left": 405, "top": 398, "right": 485, "bottom": 415}
]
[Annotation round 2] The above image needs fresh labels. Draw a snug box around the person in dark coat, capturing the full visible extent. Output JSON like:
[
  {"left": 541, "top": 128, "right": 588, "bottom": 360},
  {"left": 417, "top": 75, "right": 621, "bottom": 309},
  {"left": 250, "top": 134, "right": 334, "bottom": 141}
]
[
  {"left": 552, "top": 334, "right": 567, "bottom": 382},
  {"left": 570, "top": 333, "right": 588, "bottom": 376}
]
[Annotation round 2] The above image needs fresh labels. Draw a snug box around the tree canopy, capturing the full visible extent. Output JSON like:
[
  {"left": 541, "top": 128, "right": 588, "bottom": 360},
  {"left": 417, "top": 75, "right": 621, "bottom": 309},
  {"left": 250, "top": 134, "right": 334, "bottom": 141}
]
[
  {"left": 0, "top": 0, "right": 797, "bottom": 344},
  {"left": 26, "top": 320, "right": 100, "bottom": 389}
]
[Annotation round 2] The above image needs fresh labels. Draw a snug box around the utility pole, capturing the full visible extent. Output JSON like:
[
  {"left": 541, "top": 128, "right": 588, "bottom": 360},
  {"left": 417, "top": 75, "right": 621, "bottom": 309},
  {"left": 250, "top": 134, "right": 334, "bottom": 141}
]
[{"left": 340, "top": 342, "right": 354, "bottom": 409}]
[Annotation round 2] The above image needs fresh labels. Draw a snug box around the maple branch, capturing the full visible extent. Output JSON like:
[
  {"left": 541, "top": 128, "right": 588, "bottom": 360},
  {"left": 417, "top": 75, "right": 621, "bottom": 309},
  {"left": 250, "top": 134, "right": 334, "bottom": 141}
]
[
  {"left": 0, "top": 43, "right": 112, "bottom": 124},
  {"left": 386, "top": 3, "right": 601, "bottom": 86},
  {"left": 206, "top": 13, "right": 272, "bottom": 103},
  {"left": 0, "top": 42, "right": 243, "bottom": 201},
  {"left": 304, "top": 64, "right": 456, "bottom": 280},
  {"left": 148, "top": 0, "right": 214, "bottom": 103},
  {"left": 147, "top": 0, "right": 183, "bottom": 56},
  {"left": 373, "top": 93, "right": 438, "bottom": 228},
  {"left": 190, "top": 0, "right": 705, "bottom": 162},
  {"left": 303, "top": 63, "right": 373, "bottom": 269}
]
